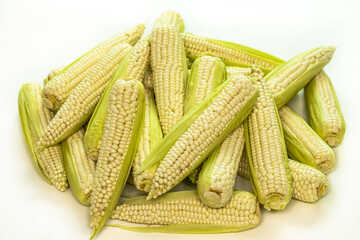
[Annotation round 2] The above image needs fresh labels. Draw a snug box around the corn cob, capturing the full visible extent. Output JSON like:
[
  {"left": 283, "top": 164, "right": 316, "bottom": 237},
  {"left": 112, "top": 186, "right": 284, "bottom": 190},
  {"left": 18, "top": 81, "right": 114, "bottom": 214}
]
[
  {"left": 132, "top": 88, "right": 163, "bottom": 192},
  {"left": 61, "top": 127, "right": 96, "bottom": 206},
  {"left": 154, "top": 10, "right": 185, "bottom": 33},
  {"left": 42, "top": 24, "right": 145, "bottom": 111},
  {"left": 19, "top": 83, "right": 67, "bottom": 191},
  {"left": 136, "top": 74, "right": 259, "bottom": 200},
  {"left": 198, "top": 124, "right": 245, "bottom": 208},
  {"left": 238, "top": 154, "right": 329, "bottom": 203},
  {"left": 305, "top": 71, "right": 345, "bottom": 147},
  {"left": 110, "top": 191, "right": 260, "bottom": 233},
  {"left": 150, "top": 24, "right": 188, "bottom": 135},
  {"left": 226, "top": 67, "right": 252, "bottom": 78},
  {"left": 84, "top": 37, "right": 150, "bottom": 160},
  {"left": 266, "top": 46, "right": 335, "bottom": 108},
  {"left": 37, "top": 43, "right": 131, "bottom": 150},
  {"left": 245, "top": 68, "right": 292, "bottom": 210},
  {"left": 90, "top": 79, "right": 145, "bottom": 238},
  {"left": 182, "top": 33, "right": 283, "bottom": 74},
  {"left": 279, "top": 105, "right": 335, "bottom": 174},
  {"left": 184, "top": 55, "right": 226, "bottom": 113},
  {"left": 184, "top": 55, "right": 226, "bottom": 184},
  {"left": 43, "top": 66, "right": 65, "bottom": 85}
]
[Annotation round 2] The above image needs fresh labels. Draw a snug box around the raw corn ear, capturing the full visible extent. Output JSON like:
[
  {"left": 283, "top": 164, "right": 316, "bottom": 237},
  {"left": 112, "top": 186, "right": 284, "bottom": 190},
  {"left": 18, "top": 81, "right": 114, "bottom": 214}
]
[
  {"left": 305, "top": 71, "right": 345, "bottom": 147},
  {"left": 42, "top": 24, "right": 145, "bottom": 111},
  {"left": 289, "top": 160, "right": 329, "bottom": 202},
  {"left": 90, "top": 79, "right": 145, "bottom": 238},
  {"left": 197, "top": 124, "right": 245, "bottom": 208},
  {"left": 266, "top": 46, "right": 335, "bottom": 108},
  {"left": 19, "top": 83, "right": 67, "bottom": 191},
  {"left": 84, "top": 37, "right": 150, "bottom": 160},
  {"left": 61, "top": 127, "right": 96, "bottom": 206},
  {"left": 150, "top": 24, "right": 188, "bottom": 135},
  {"left": 43, "top": 66, "right": 65, "bottom": 86},
  {"left": 184, "top": 55, "right": 226, "bottom": 113},
  {"left": 136, "top": 74, "right": 259, "bottom": 200},
  {"left": 132, "top": 88, "right": 163, "bottom": 192},
  {"left": 245, "top": 67, "right": 292, "bottom": 210},
  {"left": 110, "top": 191, "right": 260, "bottom": 233},
  {"left": 279, "top": 105, "right": 335, "bottom": 174},
  {"left": 182, "top": 33, "right": 283, "bottom": 74},
  {"left": 238, "top": 154, "right": 329, "bottom": 203},
  {"left": 226, "top": 66, "right": 252, "bottom": 78},
  {"left": 37, "top": 43, "right": 132, "bottom": 150},
  {"left": 184, "top": 55, "right": 226, "bottom": 182},
  {"left": 154, "top": 10, "right": 185, "bottom": 33}
]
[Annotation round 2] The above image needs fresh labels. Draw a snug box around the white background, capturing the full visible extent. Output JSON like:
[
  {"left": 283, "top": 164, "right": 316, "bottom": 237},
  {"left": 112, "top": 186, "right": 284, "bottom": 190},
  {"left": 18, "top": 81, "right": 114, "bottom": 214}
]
[{"left": 1, "top": 0, "right": 360, "bottom": 239}]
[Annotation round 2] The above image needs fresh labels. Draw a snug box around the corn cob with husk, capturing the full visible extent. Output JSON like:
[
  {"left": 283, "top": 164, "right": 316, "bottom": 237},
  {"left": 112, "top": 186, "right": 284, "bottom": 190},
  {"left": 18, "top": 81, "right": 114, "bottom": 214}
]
[
  {"left": 90, "top": 79, "right": 145, "bottom": 238},
  {"left": 183, "top": 55, "right": 226, "bottom": 184},
  {"left": 154, "top": 10, "right": 185, "bottom": 33},
  {"left": 43, "top": 66, "right": 65, "bottom": 85},
  {"left": 42, "top": 24, "right": 145, "bottom": 111},
  {"left": 84, "top": 37, "right": 150, "bottom": 160},
  {"left": 266, "top": 46, "right": 335, "bottom": 108},
  {"left": 198, "top": 124, "right": 245, "bottom": 208},
  {"left": 238, "top": 153, "right": 329, "bottom": 203},
  {"left": 182, "top": 33, "right": 284, "bottom": 74},
  {"left": 37, "top": 43, "right": 132, "bottom": 150},
  {"left": 135, "top": 74, "right": 259, "bottom": 200},
  {"left": 132, "top": 88, "right": 163, "bottom": 192},
  {"left": 61, "top": 127, "right": 96, "bottom": 205},
  {"left": 184, "top": 55, "right": 226, "bottom": 113},
  {"left": 111, "top": 191, "right": 260, "bottom": 233},
  {"left": 305, "top": 71, "right": 345, "bottom": 147},
  {"left": 245, "top": 67, "right": 292, "bottom": 210},
  {"left": 19, "top": 82, "right": 67, "bottom": 191},
  {"left": 150, "top": 23, "right": 188, "bottom": 135},
  {"left": 279, "top": 105, "right": 335, "bottom": 174}
]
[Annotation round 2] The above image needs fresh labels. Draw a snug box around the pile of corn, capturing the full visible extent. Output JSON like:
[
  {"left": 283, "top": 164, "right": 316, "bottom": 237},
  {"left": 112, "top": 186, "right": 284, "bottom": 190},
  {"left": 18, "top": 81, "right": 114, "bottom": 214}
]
[{"left": 18, "top": 11, "right": 345, "bottom": 238}]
